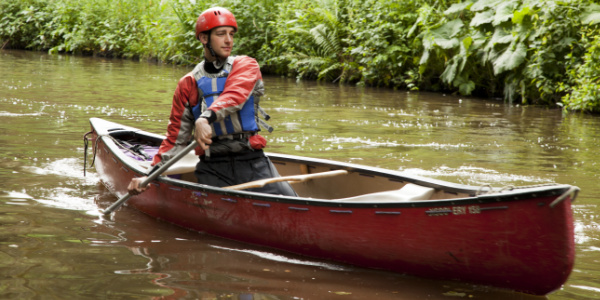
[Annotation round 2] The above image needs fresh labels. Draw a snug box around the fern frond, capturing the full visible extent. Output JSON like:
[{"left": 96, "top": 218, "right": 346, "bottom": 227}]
[
  {"left": 318, "top": 62, "right": 342, "bottom": 81},
  {"left": 310, "top": 24, "right": 340, "bottom": 57}
]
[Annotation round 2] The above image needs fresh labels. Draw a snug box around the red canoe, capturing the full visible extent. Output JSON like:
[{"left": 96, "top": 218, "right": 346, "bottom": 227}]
[{"left": 86, "top": 117, "right": 579, "bottom": 295}]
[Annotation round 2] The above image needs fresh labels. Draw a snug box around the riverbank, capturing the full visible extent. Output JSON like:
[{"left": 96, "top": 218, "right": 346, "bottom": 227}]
[{"left": 2, "top": 0, "right": 600, "bottom": 112}]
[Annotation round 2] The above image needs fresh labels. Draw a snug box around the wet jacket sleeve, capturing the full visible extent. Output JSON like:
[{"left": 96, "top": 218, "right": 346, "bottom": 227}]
[{"left": 151, "top": 73, "right": 198, "bottom": 166}]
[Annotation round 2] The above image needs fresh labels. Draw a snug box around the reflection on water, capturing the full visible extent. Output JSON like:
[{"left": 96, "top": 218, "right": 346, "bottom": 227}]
[
  {"left": 1, "top": 49, "right": 599, "bottom": 299},
  {"left": 95, "top": 186, "right": 544, "bottom": 300}
]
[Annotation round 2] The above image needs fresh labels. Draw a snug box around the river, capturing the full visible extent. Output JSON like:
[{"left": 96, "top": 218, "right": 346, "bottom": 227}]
[{"left": 1, "top": 49, "right": 599, "bottom": 299}]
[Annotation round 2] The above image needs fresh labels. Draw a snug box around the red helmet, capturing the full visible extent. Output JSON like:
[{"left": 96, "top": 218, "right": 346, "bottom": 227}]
[{"left": 195, "top": 7, "right": 237, "bottom": 39}]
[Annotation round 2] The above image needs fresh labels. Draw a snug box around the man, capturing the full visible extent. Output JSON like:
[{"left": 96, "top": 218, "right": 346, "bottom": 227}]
[{"left": 128, "top": 7, "right": 296, "bottom": 196}]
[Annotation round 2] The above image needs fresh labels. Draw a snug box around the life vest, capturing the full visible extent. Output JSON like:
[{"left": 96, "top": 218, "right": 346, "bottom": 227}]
[{"left": 191, "top": 56, "right": 271, "bottom": 137}]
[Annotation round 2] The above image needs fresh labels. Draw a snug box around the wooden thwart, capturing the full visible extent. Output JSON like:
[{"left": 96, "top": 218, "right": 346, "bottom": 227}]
[{"left": 225, "top": 169, "right": 348, "bottom": 191}]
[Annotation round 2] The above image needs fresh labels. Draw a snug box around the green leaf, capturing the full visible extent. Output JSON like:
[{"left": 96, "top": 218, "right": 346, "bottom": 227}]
[
  {"left": 445, "top": 1, "right": 473, "bottom": 15},
  {"left": 429, "top": 19, "right": 463, "bottom": 49},
  {"left": 581, "top": 3, "right": 600, "bottom": 25},
  {"left": 470, "top": 31, "right": 488, "bottom": 49},
  {"left": 434, "top": 19, "right": 464, "bottom": 39},
  {"left": 407, "top": 16, "right": 422, "bottom": 37},
  {"left": 493, "top": 41, "right": 527, "bottom": 75},
  {"left": 493, "top": 1, "right": 519, "bottom": 26},
  {"left": 419, "top": 49, "right": 430, "bottom": 65},
  {"left": 512, "top": 6, "right": 530, "bottom": 24},
  {"left": 457, "top": 78, "right": 476, "bottom": 95},
  {"left": 471, "top": 0, "right": 504, "bottom": 12},
  {"left": 422, "top": 34, "right": 435, "bottom": 50},
  {"left": 490, "top": 26, "right": 513, "bottom": 45},
  {"left": 462, "top": 36, "right": 473, "bottom": 53},
  {"left": 459, "top": 37, "right": 472, "bottom": 71},
  {"left": 436, "top": 37, "right": 460, "bottom": 49},
  {"left": 441, "top": 57, "right": 459, "bottom": 83},
  {"left": 470, "top": 10, "right": 494, "bottom": 27}
]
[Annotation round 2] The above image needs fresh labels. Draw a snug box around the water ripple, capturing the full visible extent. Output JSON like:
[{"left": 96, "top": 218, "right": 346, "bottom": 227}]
[{"left": 400, "top": 165, "right": 554, "bottom": 186}]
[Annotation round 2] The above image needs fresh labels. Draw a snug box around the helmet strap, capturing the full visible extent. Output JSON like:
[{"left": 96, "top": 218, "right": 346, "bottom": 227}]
[{"left": 204, "top": 30, "right": 225, "bottom": 68}]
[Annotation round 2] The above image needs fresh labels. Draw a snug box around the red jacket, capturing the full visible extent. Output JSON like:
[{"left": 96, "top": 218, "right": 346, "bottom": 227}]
[{"left": 151, "top": 56, "right": 264, "bottom": 166}]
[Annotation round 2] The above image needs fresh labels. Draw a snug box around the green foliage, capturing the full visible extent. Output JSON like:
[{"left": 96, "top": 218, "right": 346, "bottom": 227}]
[
  {"left": 0, "top": 0, "right": 53, "bottom": 50},
  {"left": 226, "top": 0, "right": 279, "bottom": 59},
  {"left": 417, "top": 0, "right": 599, "bottom": 108},
  {"left": 2, "top": 0, "right": 600, "bottom": 112},
  {"left": 345, "top": 0, "right": 423, "bottom": 88},
  {"left": 561, "top": 30, "right": 600, "bottom": 112},
  {"left": 263, "top": 0, "right": 351, "bottom": 81}
]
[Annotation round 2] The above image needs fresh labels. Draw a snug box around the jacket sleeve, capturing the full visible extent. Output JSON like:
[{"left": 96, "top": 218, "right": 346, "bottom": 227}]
[
  {"left": 207, "top": 56, "right": 263, "bottom": 122},
  {"left": 151, "top": 73, "right": 199, "bottom": 166}
]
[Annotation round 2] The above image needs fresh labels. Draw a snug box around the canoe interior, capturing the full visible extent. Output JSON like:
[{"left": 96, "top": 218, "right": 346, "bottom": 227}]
[
  {"left": 107, "top": 129, "right": 473, "bottom": 201},
  {"left": 270, "top": 159, "right": 468, "bottom": 200}
]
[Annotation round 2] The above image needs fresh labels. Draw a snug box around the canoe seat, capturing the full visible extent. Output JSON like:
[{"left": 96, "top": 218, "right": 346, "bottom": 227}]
[{"left": 335, "top": 183, "right": 435, "bottom": 202}]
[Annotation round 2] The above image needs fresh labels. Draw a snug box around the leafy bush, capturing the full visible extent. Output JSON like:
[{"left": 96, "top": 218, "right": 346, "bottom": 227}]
[
  {"left": 0, "top": 0, "right": 52, "bottom": 50},
  {"left": 561, "top": 27, "right": 600, "bottom": 112},
  {"left": 417, "top": 0, "right": 597, "bottom": 105},
  {"left": 2, "top": 0, "right": 600, "bottom": 112}
]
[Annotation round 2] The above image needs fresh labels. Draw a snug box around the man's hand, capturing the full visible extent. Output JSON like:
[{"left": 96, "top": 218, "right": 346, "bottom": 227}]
[
  {"left": 194, "top": 117, "right": 213, "bottom": 150},
  {"left": 127, "top": 176, "right": 149, "bottom": 195}
]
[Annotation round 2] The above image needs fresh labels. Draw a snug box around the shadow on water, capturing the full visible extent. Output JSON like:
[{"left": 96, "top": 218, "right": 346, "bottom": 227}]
[{"left": 1, "top": 49, "right": 599, "bottom": 299}]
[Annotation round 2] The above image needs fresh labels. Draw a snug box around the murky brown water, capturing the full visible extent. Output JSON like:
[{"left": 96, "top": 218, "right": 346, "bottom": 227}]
[{"left": 1, "top": 49, "right": 599, "bottom": 299}]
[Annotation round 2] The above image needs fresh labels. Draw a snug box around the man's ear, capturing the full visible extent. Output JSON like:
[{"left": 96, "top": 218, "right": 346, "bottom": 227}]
[{"left": 198, "top": 33, "right": 209, "bottom": 45}]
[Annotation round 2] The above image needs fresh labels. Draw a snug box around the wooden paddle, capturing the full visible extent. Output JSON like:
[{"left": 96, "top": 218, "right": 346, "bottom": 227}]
[
  {"left": 102, "top": 140, "right": 199, "bottom": 215},
  {"left": 225, "top": 169, "right": 348, "bottom": 190}
]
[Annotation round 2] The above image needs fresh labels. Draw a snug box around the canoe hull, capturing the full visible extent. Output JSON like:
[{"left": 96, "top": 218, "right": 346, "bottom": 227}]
[{"left": 89, "top": 118, "right": 575, "bottom": 295}]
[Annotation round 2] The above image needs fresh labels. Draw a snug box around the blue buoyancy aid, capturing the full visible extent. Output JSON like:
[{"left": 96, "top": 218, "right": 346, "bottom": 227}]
[{"left": 191, "top": 57, "right": 270, "bottom": 137}]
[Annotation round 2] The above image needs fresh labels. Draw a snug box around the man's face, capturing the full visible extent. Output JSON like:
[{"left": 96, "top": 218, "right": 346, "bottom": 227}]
[{"left": 200, "top": 26, "right": 235, "bottom": 59}]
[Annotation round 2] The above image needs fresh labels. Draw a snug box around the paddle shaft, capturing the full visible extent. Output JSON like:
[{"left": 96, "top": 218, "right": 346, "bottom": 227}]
[
  {"left": 225, "top": 169, "right": 348, "bottom": 190},
  {"left": 102, "top": 140, "right": 199, "bottom": 215}
]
